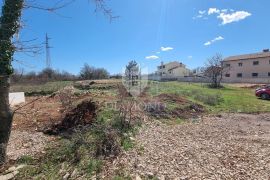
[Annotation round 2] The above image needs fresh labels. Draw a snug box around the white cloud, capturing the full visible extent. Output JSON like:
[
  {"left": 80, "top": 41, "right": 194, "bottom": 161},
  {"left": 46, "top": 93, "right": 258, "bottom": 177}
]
[
  {"left": 204, "top": 41, "right": 211, "bottom": 46},
  {"left": 145, "top": 55, "right": 159, "bottom": 60},
  {"left": 161, "top": 46, "right": 173, "bottom": 51},
  {"left": 195, "top": 8, "right": 251, "bottom": 25},
  {"left": 221, "top": 9, "right": 228, "bottom": 13},
  {"left": 193, "top": 10, "right": 206, "bottom": 19},
  {"left": 199, "top": 10, "right": 206, "bottom": 15},
  {"left": 208, "top": 8, "right": 220, "bottom": 15},
  {"left": 218, "top": 11, "right": 251, "bottom": 25},
  {"left": 188, "top": 56, "right": 193, "bottom": 59},
  {"left": 214, "top": 36, "right": 224, "bottom": 41},
  {"left": 204, "top": 36, "right": 224, "bottom": 46},
  {"left": 156, "top": 52, "right": 160, "bottom": 54}
]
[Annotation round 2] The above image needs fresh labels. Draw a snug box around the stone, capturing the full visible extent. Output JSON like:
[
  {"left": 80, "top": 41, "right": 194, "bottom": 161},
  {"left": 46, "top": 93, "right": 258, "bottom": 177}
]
[
  {"left": 146, "top": 172, "right": 154, "bottom": 178},
  {"left": 71, "top": 169, "right": 78, "bottom": 178},
  {"left": 0, "top": 171, "right": 19, "bottom": 180},
  {"left": 135, "top": 174, "right": 142, "bottom": 180},
  {"left": 9, "top": 92, "right": 25, "bottom": 106},
  {"left": 63, "top": 173, "right": 70, "bottom": 180}
]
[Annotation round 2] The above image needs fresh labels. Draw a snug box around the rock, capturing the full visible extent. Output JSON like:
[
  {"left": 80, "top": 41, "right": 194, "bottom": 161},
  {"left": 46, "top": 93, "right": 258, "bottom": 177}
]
[
  {"left": 5, "top": 166, "right": 16, "bottom": 173},
  {"left": 63, "top": 173, "right": 70, "bottom": 180},
  {"left": 91, "top": 175, "right": 97, "bottom": 180},
  {"left": 0, "top": 170, "right": 19, "bottom": 180},
  {"left": 146, "top": 172, "right": 154, "bottom": 178},
  {"left": 135, "top": 174, "right": 142, "bottom": 180},
  {"left": 159, "top": 175, "right": 165, "bottom": 180},
  {"left": 71, "top": 169, "right": 78, "bottom": 178},
  {"left": 4, "top": 165, "right": 26, "bottom": 174},
  {"left": 16, "top": 164, "right": 27, "bottom": 171},
  {"left": 180, "top": 176, "right": 188, "bottom": 180}
]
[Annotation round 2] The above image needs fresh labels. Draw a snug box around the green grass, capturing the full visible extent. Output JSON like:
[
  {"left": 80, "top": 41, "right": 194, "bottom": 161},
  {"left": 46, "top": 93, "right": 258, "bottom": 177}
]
[
  {"left": 17, "top": 155, "right": 34, "bottom": 164},
  {"left": 149, "top": 81, "right": 270, "bottom": 113},
  {"left": 16, "top": 106, "right": 138, "bottom": 179},
  {"left": 10, "top": 81, "right": 73, "bottom": 95}
]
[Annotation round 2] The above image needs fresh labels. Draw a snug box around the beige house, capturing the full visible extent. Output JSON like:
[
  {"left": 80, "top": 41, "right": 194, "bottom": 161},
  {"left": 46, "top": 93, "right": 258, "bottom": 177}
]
[
  {"left": 223, "top": 49, "right": 270, "bottom": 83},
  {"left": 156, "top": 61, "right": 191, "bottom": 77}
]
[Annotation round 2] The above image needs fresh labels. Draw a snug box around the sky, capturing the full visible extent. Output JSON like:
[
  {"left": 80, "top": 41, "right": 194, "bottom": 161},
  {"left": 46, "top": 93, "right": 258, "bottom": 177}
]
[{"left": 4, "top": 0, "right": 270, "bottom": 75}]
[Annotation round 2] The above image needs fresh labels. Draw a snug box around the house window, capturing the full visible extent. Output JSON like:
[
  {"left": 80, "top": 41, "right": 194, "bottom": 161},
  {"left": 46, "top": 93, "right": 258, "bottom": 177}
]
[
  {"left": 159, "top": 65, "right": 165, "bottom": 69},
  {"left": 253, "top": 61, "right": 259, "bottom": 65},
  {"left": 225, "top": 64, "right": 230, "bottom": 67},
  {"left": 225, "top": 74, "right": 230, "bottom": 77},
  {"left": 237, "top": 73, "right": 242, "bottom": 78},
  {"left": 268, "top": 72, "right": 270, "bottom": 77},
  {"left": 252, "top": 73, "right": 258, "bottom": 77},
  {"left": 238, "top": 63, "right": 243, "bottom": 67}
]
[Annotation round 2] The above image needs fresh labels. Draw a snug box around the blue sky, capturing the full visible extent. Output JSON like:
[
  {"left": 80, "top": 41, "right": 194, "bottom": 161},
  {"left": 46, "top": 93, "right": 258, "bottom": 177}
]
[{"left": 7, "top": 0, "right": 270, "bottom": 74}]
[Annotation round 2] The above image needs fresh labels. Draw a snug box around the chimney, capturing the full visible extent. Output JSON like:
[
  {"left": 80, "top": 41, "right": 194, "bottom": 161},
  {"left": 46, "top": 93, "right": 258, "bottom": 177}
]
[{"left": 263, "top": 49, "right": 269, "bottom": 53}]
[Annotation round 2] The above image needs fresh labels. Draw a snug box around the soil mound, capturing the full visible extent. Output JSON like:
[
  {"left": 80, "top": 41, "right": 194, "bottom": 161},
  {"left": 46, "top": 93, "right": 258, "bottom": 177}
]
[
  {"left": 146, "top": 94, "right": 205, "bottom": 119},
  {"left": 43, "top": 100, "right": 98, "bottom": 135},
  {"left": 157, "top": 93, "right": 188, "bottom": 104}
]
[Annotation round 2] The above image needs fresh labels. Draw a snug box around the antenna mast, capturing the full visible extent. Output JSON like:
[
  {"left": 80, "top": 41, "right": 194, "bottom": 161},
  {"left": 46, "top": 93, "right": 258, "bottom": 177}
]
[{"left": 45, "top": 33, "right": 52, "bottom": 68}]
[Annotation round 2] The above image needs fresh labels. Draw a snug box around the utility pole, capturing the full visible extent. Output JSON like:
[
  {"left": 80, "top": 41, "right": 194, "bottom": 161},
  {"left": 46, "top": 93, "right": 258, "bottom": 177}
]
[{"left": 45, "top": 33, "right": 52, "bottom": 68}]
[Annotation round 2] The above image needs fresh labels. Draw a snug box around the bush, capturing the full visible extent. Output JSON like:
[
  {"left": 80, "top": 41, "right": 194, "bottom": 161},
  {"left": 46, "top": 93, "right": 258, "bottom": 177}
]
[
  {"left": 87, "top": 159, "right": 103, "bottom": 175},
  {"left": 80, "top": 64, "right": 110, "bottom": 80},
  {"left": 194, "top": 93, "right": 224, "bottom": 106}
]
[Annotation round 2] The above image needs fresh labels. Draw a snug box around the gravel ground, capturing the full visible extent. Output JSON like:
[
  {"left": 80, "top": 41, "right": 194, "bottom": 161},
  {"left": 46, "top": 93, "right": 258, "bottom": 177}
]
[
  {"left": 102, "top": 113, "right": 270, "bottom": 179},
  {"left": 7, "top": 131, "right": 55, "bottom": 161}
]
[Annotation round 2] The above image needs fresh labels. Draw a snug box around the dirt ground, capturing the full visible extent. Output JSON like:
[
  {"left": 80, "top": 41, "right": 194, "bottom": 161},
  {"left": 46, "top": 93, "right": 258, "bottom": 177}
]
[
  {"left": 5, "top": 82, "right": 270, "bottom": 179},
  {"left": 7, "top": 87, "right": 113, "bottom": 161},
  {"left": 101, "top": 113, "right": 270, "bottom": 179}
]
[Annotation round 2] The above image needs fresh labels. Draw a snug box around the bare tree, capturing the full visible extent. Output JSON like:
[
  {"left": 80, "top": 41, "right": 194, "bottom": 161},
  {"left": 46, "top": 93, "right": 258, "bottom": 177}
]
[
  {"left": 204, "top": 54, "right": 228, "bottom": 88},
  {"left": 80, "top": 64, "right": 109, "bottom": 80},
  {"left": 0, "top": 0, "right": 115, "bottom": 165}
]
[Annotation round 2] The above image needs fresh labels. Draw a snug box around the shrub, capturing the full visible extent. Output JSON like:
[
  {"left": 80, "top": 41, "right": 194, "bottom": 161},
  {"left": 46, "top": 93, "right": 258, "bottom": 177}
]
[
  {"left": 95, "top": 128, "right": 121, "bottom": 157},
  {"left": 194, "top": 93, "right": 224, "bottom": 106},
  {"left": 87, "top": 159, "right": 103, "bottom": 175},
  {"left": 17, "top": 155, "right": 34, "bottom": 164}
]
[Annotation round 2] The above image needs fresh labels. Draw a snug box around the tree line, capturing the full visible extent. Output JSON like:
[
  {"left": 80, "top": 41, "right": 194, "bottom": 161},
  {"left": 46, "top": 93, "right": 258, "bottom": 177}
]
[{"left": 11, "top": 63, "right": 112, "bottom": 83}]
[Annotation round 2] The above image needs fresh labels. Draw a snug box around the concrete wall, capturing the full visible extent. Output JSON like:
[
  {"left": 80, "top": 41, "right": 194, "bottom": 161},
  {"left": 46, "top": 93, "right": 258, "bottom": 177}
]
[
  {"left": 223, "top": 57, "right": 270, "bottom": 80},
  {"left": 222, "top": 78, "right": 270, "bottom": 84},
  {"left": 148, "top": 74, "right": 270, "bottom": 84},
  {"left": 169, "top": 67, "right": 190, "bottom": 77},
  {"left": 148, "top": 75, "right": 210, "bottom": 83}
]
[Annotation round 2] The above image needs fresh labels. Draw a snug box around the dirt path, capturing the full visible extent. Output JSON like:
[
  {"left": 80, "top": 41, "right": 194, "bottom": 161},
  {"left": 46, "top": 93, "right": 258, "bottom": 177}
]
[{"left": 102, "top": 113, "right": 270, "bottom": 179}]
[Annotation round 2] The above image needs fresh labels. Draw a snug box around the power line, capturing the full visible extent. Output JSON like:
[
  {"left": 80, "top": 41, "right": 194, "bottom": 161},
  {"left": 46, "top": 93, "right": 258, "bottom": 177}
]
[{"left": 45, "top": 33, "right": 52, "bottom": 68}]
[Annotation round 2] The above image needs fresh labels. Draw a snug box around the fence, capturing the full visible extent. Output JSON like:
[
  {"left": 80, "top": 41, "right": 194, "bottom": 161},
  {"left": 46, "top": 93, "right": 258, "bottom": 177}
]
[{"left": 148, "top": 74, "right": 270, "bottom": 84}]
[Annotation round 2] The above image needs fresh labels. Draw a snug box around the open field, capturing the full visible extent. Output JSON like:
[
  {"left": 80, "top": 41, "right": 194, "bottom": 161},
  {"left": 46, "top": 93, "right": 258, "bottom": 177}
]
[
  {"left": 11, "top": 80, "right": 270, "bottom": 113},
  {"left": 2, "top": 80, "right": 270, "bottom": 179},
  {"left": 148, "top": 81, "right": 270, "bottom": 113}
]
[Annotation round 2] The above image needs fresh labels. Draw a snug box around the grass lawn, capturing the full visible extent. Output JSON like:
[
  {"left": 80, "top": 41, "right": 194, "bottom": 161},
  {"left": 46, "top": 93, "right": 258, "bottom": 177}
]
[
  {"left": 10, "top": 81, "right": 74, "bottom": 95},
  {"left": 148, "top": 81, "right": 270, "bottom": 113}
]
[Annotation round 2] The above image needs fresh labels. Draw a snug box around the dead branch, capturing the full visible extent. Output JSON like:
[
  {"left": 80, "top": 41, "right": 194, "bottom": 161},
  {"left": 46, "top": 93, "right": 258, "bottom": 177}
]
[
  {"left": 24, "top": 0, "right": 76, "bottom": 12},
  {"left": 12, "top": 96, "right": 43, "bottom": 115},
  {"left": 90, "top": 0, "right": 119, "bottom": 21}
]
